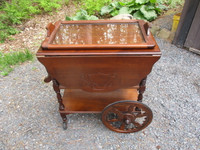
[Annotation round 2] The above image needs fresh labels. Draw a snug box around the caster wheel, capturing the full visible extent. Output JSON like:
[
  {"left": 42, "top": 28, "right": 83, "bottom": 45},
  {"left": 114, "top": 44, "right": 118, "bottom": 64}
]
[
  {"left": 102, "top": 100, "right": 153, "bottom": 133},
  {"left": 63, "top": 122, "right": 67, "bottom": 130}
]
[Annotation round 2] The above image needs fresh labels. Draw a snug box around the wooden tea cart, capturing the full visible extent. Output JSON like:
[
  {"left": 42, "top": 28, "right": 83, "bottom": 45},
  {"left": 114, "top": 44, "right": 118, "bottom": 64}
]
[{"left": 37, "top": 20, "right": 161, "bottom": 133}]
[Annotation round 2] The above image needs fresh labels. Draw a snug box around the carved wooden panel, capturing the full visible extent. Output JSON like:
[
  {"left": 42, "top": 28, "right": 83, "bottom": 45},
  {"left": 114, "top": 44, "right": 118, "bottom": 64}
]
[{"left": 81, "top": 72, "right": 120, "bottom": 92}]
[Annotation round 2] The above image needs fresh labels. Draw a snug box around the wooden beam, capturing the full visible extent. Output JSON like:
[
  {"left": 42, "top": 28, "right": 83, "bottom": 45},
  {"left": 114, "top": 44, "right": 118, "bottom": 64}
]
[{"left": 173, "top": 0, "right": 200, "bottom": 47}]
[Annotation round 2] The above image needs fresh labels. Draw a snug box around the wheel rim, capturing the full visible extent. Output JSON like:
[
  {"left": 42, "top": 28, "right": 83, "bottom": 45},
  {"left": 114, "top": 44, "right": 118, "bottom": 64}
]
[{"left": 101, "top": 100, "right": 153, "bottom": 133}]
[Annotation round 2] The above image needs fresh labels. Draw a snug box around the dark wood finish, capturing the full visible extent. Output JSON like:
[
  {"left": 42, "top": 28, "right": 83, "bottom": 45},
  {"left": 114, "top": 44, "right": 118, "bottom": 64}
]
[
  {"left": 137, "top": 78, "right": 147, "bottom": 102},
  {"left": 52, "top": 79, "right": 64, "bottom": 110},
  {"left": 60, "top": 113, "right": 68, "bottom": 130},
  {"left": 37, "top": 20, "right": 161, "bottom": 132},
  {"left": 101, "top": 100, "right": 153, "bottom": 133},
  {"left": 60, "top": 88, "right": 138, "bottom": 113},
  {"left": 173, "top": 0, "right": 200, "bottom": 47},
  {"left": 184, "top": 2, "right": 200, "bottom": 50},
  {"left": 44, "top": 74, "right": 52, "bottom": 83}
]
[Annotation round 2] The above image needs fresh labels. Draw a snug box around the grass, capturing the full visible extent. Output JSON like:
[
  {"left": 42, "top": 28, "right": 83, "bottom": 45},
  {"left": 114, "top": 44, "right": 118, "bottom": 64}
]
[{"left": 0, "top": 50, "right": 34, "bottom": 76}]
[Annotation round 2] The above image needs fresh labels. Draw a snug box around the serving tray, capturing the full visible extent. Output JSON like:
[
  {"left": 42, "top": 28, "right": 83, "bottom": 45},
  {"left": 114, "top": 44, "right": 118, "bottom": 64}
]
[{"left": 41, "top": 20, "right": 155, "bottom": 50}]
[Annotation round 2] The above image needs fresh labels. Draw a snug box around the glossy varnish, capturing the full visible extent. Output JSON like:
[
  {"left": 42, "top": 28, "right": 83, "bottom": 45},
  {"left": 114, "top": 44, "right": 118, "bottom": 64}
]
[{"left": 37, "top": 20, "right": 161, "bottom": 132}]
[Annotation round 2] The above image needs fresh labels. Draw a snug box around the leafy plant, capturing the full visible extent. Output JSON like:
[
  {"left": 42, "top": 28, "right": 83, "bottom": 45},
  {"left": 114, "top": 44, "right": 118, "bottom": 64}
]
[
  {"left": 80, "top": 0, "right": 112, "bottom": 15},
  {"left": 0, "top": 0, "right": 69, "bottom": 43},
  {"left": 0, "top": 50, "right": 33, "bottom": 76},
  {"left": 66, "top": 10, "right": 99, "bottom": 21},
  {"left": 100, "top": 0, "right": 161, "bottom": 21}
]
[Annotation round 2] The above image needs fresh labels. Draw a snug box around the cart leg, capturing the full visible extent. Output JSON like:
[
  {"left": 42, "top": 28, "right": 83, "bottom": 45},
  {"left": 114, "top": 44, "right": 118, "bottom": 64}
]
[
  {"left": 44, "top": 74, "right": 52, "bottom": 83},
  {"left": 137, "top": 77, "right": 147, "bottom": 102},
  {"left": 52, "top": 79, "right": 65, "bottom": 111},
  {"left": 60, "top": 113, "right": 68, "bottom": 130}
]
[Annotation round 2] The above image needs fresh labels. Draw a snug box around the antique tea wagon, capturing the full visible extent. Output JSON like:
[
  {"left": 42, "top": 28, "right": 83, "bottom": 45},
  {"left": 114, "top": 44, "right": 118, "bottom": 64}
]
[{"left": 37, "top": 20, "right": 161, "bottom": 133}]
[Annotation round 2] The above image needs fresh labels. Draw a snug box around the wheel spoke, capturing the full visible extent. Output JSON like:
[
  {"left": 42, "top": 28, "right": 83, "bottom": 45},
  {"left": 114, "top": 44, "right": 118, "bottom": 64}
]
[
  {"left": 107, "top": 118, "right": 118, "bottom": 123},
  {"left": 136, "top": 112, "right": 147, "bottom": 118},
  {"left": 128, "top": 105, "right": 136, "bottom": 113},
  {"left": 111, "top": 107, "right": 123, "bottom": 119},
  {"left": 133, "top": 121, "right": 142, "bottom": 128},
  {"left": 120, "top": 122, "right": 126, "bottom": 130}
]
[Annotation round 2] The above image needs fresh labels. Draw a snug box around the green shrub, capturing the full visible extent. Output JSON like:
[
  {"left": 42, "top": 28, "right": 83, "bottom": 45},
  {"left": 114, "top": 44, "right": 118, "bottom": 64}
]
[{"left": 0, "top": 0, "right": 68, "bottom": 43}]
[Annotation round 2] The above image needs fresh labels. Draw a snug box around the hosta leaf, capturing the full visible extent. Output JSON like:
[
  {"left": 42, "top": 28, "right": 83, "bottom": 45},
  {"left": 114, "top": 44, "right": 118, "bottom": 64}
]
[
  {"left": 140, "top": 5, "right": 157, "bottom": 21},
  {"left": 146, "top": 5, "right": 155, "bottom": 10},
  {"left": 80, "top": 9, "right": 88, "bottom": 16},
  {"left": 135, "top": 0, "right": 149, "bottom": 4},
  {"left": 155, "top": 7, "right": 161, "bottom": 14},
  {"left": 119, "top": 7, "right": 129, "bottom": 14},
  {"left": 88, "top": 15, "right": 99, "bottom": 20},
  {"left": 110, "top": 2, "right": 123, "bottom": 9},
  {"left": 128, "top": 5, "right": 142, "bottom": 13},
  {"left": 72, "top": 15, "right": 87, "bottom": 20},
  {"left": 110, "top": 9, "right": 119, "bottom": 16},
  {"left": 133, "top": 10, "right": 147, "bottom": 20},
  {"left": 118, "top": 2, "right": 126, "bottom": 6},
  {"left": 125, "top": 1, "right": 136, "bottom": 7},
  {"left": 100, "top": 6, "right": 114, "bottom": 15}
]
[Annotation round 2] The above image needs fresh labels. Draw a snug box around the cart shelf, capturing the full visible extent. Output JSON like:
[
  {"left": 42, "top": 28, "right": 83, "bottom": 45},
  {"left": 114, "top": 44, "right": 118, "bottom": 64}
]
[{"left": 60, "top": 88, "right": 138, "bottom": 113}]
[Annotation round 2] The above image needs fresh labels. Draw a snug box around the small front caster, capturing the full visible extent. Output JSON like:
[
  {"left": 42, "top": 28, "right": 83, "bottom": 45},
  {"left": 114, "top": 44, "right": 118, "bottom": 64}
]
[
  {"left": 60, "top": 113, "right": 68, "bottom": 130},
  {"left": 63, "top": 122, "right": 67, "bottom": 130}
]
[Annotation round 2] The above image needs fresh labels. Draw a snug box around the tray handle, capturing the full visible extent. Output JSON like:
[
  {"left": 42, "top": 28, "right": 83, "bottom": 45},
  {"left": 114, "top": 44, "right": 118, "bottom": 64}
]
[
  {"left": 46, "top": 23, "right": 55, "bottom": 37},
  {"left": 143, "top": 22, "right": 150, "bottom": 36}
]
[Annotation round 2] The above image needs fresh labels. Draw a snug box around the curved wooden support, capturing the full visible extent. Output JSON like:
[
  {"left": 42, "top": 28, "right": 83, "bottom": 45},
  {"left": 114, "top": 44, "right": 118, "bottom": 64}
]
[
  {"left": 52, "top": 79, "right": 65, "bottom": 110},
  {"left": 137, "top": 77, "right": 147, "bottom": 102},
  {"left": 44, "top": 75, "right": 52, "bottom": 83}
]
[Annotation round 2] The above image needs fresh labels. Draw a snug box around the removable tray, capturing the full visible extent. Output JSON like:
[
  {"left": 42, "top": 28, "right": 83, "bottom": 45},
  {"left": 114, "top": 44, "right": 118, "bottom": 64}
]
[{"left": 42, "top": 20, "right": 155, "bottom": 50}]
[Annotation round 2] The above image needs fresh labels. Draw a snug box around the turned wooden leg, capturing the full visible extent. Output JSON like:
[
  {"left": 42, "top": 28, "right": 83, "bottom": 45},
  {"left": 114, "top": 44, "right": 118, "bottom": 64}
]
[
  {"left": 44, "top": 74, "right": 52, "bottom": 83},
  {"left": 60, "top": 113, "right": 68, "bottom": 130},
  {"left": 52, "top": 79, "right": 65, "bottom": 111},
  {"left": 137, "top": 77, "right": 147, "bottom": 102}
]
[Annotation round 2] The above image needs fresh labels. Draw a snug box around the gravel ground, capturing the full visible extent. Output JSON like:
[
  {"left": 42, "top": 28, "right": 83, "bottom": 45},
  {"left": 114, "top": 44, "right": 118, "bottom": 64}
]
[{"left": 0, "top": 38, "right": 200, "bottom": 150}]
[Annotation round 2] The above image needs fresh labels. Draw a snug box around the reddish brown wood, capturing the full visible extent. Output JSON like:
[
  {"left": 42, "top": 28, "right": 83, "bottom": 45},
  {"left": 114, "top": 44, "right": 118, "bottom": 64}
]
[
  {"left": 46, "top": 23, "right": 55, "bottom": 37},
  {"left": 60, "top": 113, "right": 68, "bottom": 130},
  {"left": 101, "top": 100, "right": 153, "bottom": 133},
  {"left": 38, "top": 56, "right": 159, "bottom": 92},
  {"left": 52, "top": 79, "right": 65, "bottom": 110},
  {"left": 41, "top": 20, "right": 155, "bottom": 50},
  {"left": 137, "top": 78, "right": 147, "bottom": 102},
  {"left": 37, "top": 20, "right": 161, "bottom": 132},
  {"left": 59, "top": 88, "right": 138, "bottom": 113},
  {"left": 44, "top": 74, "right": 52, "bottom": 83}
]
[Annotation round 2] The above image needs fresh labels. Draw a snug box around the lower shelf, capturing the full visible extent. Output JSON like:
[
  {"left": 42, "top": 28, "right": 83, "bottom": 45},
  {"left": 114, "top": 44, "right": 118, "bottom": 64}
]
[{"left": 60, "top": 88, "right": 138, "bottom": 113}]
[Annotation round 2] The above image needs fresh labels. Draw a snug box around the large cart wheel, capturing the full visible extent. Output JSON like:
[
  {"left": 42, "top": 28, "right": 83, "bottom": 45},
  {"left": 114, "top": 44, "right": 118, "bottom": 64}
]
[{"left": 101, "top": 100, "right": 153, "bottom": 133}]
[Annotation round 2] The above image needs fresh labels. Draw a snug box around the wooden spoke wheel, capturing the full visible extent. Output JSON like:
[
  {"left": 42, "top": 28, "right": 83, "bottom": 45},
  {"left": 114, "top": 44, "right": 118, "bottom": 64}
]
[{"left": 102, "top": 100, "right": 153, "bottom": 133}]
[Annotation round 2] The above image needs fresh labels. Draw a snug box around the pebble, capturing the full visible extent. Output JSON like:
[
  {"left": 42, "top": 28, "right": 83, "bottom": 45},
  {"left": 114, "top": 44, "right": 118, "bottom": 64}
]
[{"left": 0, "top": 38, "right": 199, "bottom": 149}]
